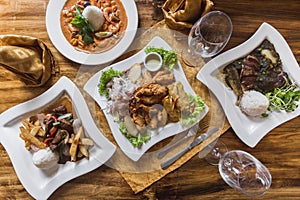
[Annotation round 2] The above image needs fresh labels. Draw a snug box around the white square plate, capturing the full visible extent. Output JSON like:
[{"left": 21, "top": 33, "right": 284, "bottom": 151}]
[
  {"left": 197, "top": 22, "right": 300, "bottom": 147},
  {"left": 0, "top": 76, "right": 116, "bottom": 199},
  {"left": 84, "top": 36, "right": 209, "bottom": 161}
]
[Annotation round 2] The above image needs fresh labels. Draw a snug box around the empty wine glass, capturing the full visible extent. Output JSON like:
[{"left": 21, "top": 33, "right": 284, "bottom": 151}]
[
  {"left": 182, "top": 10, "right": 233, "bottom": 67},
  {"left": 199, "top": 140, "right": 272, "bottom": 197}
]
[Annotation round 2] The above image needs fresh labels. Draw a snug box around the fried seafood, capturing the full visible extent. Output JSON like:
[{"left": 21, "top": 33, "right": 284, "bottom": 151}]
[
  {"left": 152, "top": 68, "right": 175, "bottom": 85},
  {"left": 134, "top": 83, "right": 168, "bottom": 105},
  {"left": 141, "top": 68, "right": 175, "bottom": 85},
  {"left": 129, "top": 83, "right": 168, "bottom": 129}
]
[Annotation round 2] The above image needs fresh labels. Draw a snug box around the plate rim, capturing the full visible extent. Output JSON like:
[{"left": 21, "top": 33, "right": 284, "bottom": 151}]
[
  {"left": 197, "top": 22, "right": 300, "bottom": 147},
  {"left": 45, "top": 0, "right": 138, "bottom": 65},
  {"left": 0, "top": 76, "right": 116, "bottom": 199},
  {"left": 84, "top": 36, "right": 209, "bottom": 161}
]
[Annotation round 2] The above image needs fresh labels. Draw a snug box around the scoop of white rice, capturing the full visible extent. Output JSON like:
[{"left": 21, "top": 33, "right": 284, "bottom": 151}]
[
  {"left": 239, "top": 90, "right": 269, "bottom": 117},
  {"left": 82, "top": 5, "right": 104, "bottom": 32},
  {"left": 32, "top": 147, "right": 59, "bottom": 169}
]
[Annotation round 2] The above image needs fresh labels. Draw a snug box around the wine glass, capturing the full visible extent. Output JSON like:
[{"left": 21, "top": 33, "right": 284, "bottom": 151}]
[
  {"left": 182, "top": 10, "right": 233, "bottom": 67},
  {"left": 199, "top": 140, "right": 272, "bottom": 197}
]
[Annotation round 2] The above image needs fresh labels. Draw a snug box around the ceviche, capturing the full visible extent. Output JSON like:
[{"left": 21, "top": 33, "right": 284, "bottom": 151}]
[
  {"left": 60, "top": 0, "right": 127, "bottom": 53},
  {"left": 19, "top": 97, "right": 93, "bottom": 168},
  {"left": 221, "top": 39, "right": 300, "bottom": 117},
  {"left": 98, "top": 47, "right": 206, "bottom": 147}
]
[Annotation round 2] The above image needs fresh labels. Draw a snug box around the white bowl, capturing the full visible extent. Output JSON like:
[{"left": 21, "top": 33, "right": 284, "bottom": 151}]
[
  {"left": 144, "top": 52, "right": 163, "bottom": 72},
  {"left": 46, "top": 0, "right": 138, "bottom": 65}
]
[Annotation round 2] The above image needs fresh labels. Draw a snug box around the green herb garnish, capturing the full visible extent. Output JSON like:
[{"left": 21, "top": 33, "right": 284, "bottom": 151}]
[
  {"left": 145, "top": 46, "right": 178, "bottom": 70},
  {"left": 119, "top": 122, "right": 151, "bottom": 148},
  {"left": 98, "top": 68, "right": 123, "bottom": 98},
  {"left": 71, "top": 5, "right": 94, "bottom": 45},
  {"left": 265, "top": 79, "right": 300, "bottom": 112}
]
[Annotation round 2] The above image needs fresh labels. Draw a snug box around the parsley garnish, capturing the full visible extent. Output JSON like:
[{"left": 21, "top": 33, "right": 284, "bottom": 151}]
[{"left": 71, "top": 5, "right": 94, "bottom": 45}]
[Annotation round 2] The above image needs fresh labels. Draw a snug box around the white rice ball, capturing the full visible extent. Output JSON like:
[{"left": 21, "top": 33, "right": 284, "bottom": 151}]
[
  {"left": 82, "top": 5, "right": 104, "bottom": 32},
  {"left": 239, "top": 90, "right": 269, "bottom": 117},
  {"left": 32, "top": 147, "right": 59, "bottom": 169}
]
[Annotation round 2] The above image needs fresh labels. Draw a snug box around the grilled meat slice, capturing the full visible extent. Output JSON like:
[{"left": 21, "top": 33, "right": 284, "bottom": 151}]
[
  {"left": 224, "top": 64, "right": 244, "bottom": 99},
  {"left": 240, "top": 55, "right": 260, "bottom": 90}
]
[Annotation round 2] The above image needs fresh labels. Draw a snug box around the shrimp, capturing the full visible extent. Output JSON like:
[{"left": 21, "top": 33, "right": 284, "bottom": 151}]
[
  {"left": 112, "top": 5, "right": 118, "bottom": 12},
  {"left": 108, "top": 23, "right": 120, "bottom": 34},
  {"left": 103, "top": 7, "right": 113, "bottom": 22},
  {"left": 103, "top": 6, "right": 120, "bottom": 30},
  {"left": 94, "top": 38, "right": 109, "bottom": 48},
  {"left": 90, "top": 0, "right": 96, "bottom": 6},
  {"left": 100, "top": 0, "right": 111, "bottom": 8}
]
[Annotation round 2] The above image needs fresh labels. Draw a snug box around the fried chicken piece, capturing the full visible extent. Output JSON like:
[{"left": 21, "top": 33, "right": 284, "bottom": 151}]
[
  {"left": 152, "top": 69, "right": 175, "bottom": 85},
  {"left": 129, "top": 83, "right": 169, "bottom": 129},
  {"left": 142, "top": 70, "right": 153, "bottom": 84},
  {"left": 153, "top": 73, "right": 175, "bottom": 85},
  {"left": 132, "top": 112, "right": 146, "bottom": 127},
  {"left": 135, "top": 83, "right": 168, "bottom": 105}
]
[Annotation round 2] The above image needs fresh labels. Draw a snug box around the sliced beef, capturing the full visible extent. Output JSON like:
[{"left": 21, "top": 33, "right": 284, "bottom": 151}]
[
  {"left": 52, "top": 105, "right": 67, "bottom": 114},
  {"left": 59, "top": 119, "right": 74, "bottom": 134}
]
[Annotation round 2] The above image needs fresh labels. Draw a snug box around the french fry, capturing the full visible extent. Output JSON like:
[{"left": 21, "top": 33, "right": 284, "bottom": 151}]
[
  {"left": 77, "top": 150, "right": 83, "bottom": 158},
  {"left": 19, "top": 133, "right": 25, "bottom": 141},
  {"left": 68, "top": 134, "right": 75, "bottom": 143},
  {"left": 69, "top": 127, "right": 83, "bottom": 161},
  {"left": 79, "top": 144, "right": 89, "bottom": 157},
  {"left": 25, "top": 141, "right": 31, "bottom": 150},
  {"left": 81, "top": 138, "right": 94, "bottom": 146},
  {"left": 19, "top": 133, "right": 30, "bottom": 150},
  {"left": 68, "top": 137, "right": 93, "bottom": 146},
  {"left": 37, "top": 128, "right": 45, "bottom": 137},
  {"left": 22, "top": 119, "right": 35, "bottom": 129},
  {"left": 30, "top": 126, "right": 41, "bottom": 137},
  {"left": 33, "top": 120, "right": 40, "bottom": 126},
  {"left": 21, "top": 119, "right": 30, "bottom": 129},
  {"left": 19, "top": 127, "right": 46, "bottom": 149}
]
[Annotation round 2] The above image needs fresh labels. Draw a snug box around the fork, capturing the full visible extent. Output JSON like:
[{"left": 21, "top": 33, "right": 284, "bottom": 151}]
[{"left": 157, "top": 121, "right": 209, "bottom": 159}]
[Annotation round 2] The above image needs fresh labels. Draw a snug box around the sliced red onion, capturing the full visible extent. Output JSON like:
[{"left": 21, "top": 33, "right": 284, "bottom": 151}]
[
  {"left": 30, "top": 144, "right": 40, "bottom": 152},
  {"left": 37, "top": 113, "right": 46, "bottom": 129}
]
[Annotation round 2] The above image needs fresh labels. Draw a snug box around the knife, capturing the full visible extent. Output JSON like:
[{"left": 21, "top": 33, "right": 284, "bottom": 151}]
[
  {"left": 160, "top": 127, "right": 219, "bottom": 170},
  {"left": 157, "top": 123, "right": 209, "bottom": 159}
]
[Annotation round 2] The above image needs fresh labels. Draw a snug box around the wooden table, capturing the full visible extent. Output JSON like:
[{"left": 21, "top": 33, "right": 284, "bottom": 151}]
[{"left": 1, "top": 0, "right": 300, "bottom": 199}]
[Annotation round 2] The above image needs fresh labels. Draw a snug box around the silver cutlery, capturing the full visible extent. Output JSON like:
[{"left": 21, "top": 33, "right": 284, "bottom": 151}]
[
  {"left": 157, "top": 123, "right": 208, "bottom": 159},
  {"left": 156, "top": 124, "right": 202, "bottom": 159},
  {"left": 160, "top": 127, "right": 219, "bottom": 170}
]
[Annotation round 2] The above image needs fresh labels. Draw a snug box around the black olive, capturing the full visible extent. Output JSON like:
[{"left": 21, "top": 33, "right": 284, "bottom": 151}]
[{"left": 83, "top": 1, "right": 91, "bottom": 7}]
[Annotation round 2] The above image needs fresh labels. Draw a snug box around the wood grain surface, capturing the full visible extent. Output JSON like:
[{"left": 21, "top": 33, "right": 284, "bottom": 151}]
[{"left": 1, "top": 0, "right": 300, "bottom": 199}]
